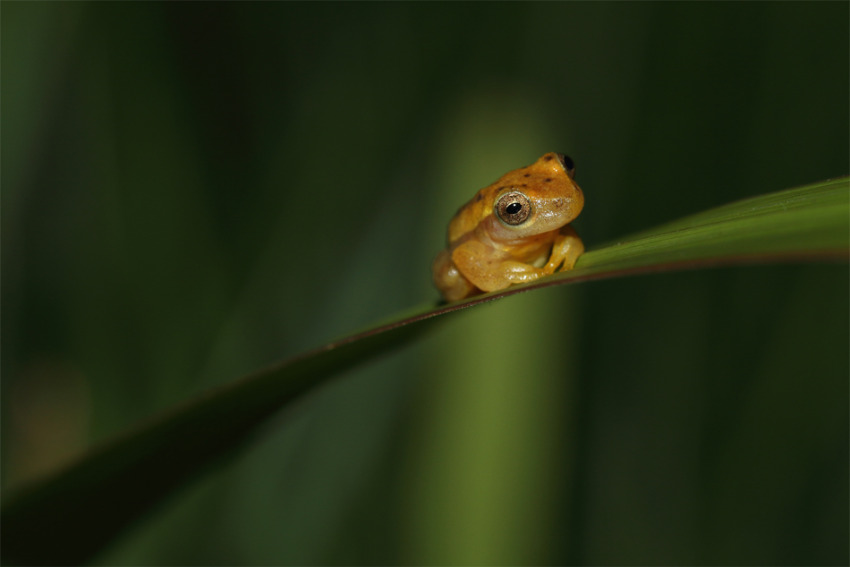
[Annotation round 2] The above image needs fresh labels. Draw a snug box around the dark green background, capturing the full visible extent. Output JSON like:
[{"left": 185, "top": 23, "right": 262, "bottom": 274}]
[{"left": 2, "top": 2, "right": 847, "bottom": 564}]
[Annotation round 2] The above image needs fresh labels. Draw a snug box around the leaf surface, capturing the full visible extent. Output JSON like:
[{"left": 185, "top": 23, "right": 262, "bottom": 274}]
[{"left": 2, "top": 177, "right": 847, "bottom": 566}]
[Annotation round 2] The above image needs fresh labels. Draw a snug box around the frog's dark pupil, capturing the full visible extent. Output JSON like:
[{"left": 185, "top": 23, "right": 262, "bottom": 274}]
[{"left": 506, "top": 202, "right": 523, "bottom": 215}]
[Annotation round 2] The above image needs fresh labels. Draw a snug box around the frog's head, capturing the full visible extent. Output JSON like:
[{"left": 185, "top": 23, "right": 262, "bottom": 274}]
[{"left": 486, "top": 152, "right": 584, "bottom": 242}]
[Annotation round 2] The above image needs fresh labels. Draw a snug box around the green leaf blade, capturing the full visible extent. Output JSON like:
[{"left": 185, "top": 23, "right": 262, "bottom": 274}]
[
  {"left": 1, "top": 178, "right": 847, "bottom": 566},
  {"left": 566, "top": 177, "right": 849, "bottom": 279}
]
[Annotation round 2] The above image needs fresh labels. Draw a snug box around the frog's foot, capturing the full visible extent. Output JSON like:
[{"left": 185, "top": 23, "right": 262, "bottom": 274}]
[{"left": 547, "top": 225, "right": 585, "bottom": 272}]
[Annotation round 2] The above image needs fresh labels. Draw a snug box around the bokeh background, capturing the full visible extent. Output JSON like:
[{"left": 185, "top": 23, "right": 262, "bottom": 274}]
[{"left": 2, "top": 2, "right": 848, "bottom": 565}]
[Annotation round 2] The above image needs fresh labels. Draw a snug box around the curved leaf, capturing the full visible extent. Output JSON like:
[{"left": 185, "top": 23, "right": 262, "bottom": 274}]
[{"left": 2, "top": 177, "right": 847, "bottom": 566}]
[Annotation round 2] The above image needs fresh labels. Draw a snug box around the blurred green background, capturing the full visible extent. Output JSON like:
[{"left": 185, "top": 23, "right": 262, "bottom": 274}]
[{"left": 2, "top": 2, "right": 848, "bottom": 565}]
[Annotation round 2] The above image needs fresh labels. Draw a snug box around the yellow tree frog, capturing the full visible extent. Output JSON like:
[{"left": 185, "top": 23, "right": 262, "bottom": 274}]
[{"left": 432, "top": 152, "right": 585, "bottom": 301}]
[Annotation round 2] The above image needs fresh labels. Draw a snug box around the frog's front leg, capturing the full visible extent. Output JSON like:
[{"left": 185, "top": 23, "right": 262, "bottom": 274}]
[
  {"left": 544, "top": 225, "right": 585, "bottom": 273},
  {"left": 452, "top": 240, "right": 547, "bottom": 293}
]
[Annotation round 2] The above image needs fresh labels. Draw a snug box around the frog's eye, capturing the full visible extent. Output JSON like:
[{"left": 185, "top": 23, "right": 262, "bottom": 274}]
[
  {"left": 556, "top": 153, "right": 576, "bottom": 179},
  {"left": 495, "top": 191, "right": 532, "bottom": 226}
]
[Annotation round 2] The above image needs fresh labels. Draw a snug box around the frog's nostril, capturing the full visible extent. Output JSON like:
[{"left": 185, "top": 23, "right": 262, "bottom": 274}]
[{"left": 555, "top": 153, "right": 576, "bottom": 179}]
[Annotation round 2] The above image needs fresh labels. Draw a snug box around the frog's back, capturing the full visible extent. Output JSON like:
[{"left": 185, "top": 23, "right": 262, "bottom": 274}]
[{"left": 446, "top": 187, "right": 496, "bottom": 243}]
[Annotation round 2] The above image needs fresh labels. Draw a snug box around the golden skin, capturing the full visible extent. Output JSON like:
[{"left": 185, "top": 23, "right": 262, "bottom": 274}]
[{"left": 432, "top": 152, "right": 585, "bottom": 301}]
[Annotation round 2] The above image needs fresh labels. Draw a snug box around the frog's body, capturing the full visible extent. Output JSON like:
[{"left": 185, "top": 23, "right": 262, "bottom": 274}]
[{"left": 432, "top": 153, "right": 585, "bottom": 301}]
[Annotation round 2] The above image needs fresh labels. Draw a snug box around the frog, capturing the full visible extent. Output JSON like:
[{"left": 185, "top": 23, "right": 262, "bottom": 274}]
[{"left": 432, "top": 152, "right": 585, "bottom": 301}]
